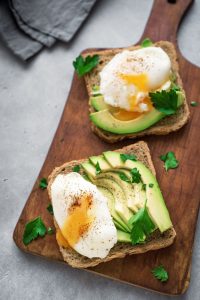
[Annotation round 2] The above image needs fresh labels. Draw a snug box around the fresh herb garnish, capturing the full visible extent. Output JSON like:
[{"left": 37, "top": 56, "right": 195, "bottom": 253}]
[
  {"left": 73, "top": 165, "right": 81, "bottom": 173},
  {"left": 131, "top": 168, "right": 141, "bottom": 183},
  {"left": 120, "top": 153, "right": 137, "bottom": 162},
  {"left": 129, "top": 201, "right": 155, "bottom": 245},
  {"left": 95, "top": 162, "right": 101, "bottom": 175},
  {"left": 118, "top": 172, "right": 131, "bottom": 183},
  {"left": 142, "top": 183, "right": 146, "bottom": 191},
  {"left": 160, "top": 151, "right": 179, "bottom": 171},
  {"left": 47, "top": 227, "right": 54, "bottom": 235},
  {"left": 152, "top": 265, "right": 168, "bottom": 282},
  {"left": 190, "top": 101, "right": 198, "bottom": 107},
  {"left": 47, "top": 203, "right": 53, "bottom": 215},
  {"left": 149, "top": 183, "right": 154, "bottom": 188},
  {"left": 73, "top": 55, "right": 99, "bottom": 77},
  {"left": 23, "top": 217, "right": 47, "bottom": 245},
  {"left": 39, "top": 178, "right": 48, "bottom": 190},
  {"left": 141, "top": 38, "right": 153, "bottom": 48},
  {"left": 149, "top": 89, "right": 179, "bottom": 115}
]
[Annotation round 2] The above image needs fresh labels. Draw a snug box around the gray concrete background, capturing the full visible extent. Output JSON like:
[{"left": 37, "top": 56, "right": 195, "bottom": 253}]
[{"left": 0, "top": 0, "right": 200, "bottom": 299}]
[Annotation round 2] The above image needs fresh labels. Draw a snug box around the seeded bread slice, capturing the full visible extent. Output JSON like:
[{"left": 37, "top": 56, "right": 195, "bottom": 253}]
[
  {"left": 83, "top": 41, "right": 190, "bottom": 143},
  {"left": 48, "top": 141, "right": 176, "bottom": 268}
]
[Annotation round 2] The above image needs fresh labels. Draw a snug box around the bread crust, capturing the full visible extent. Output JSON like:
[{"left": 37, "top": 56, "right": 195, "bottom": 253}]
[
  {"left": 48, "top": 141, "right": 176, "bottom": 268},
  {"left": 83, "top": 41, "right": 190, "bottom": 143}
]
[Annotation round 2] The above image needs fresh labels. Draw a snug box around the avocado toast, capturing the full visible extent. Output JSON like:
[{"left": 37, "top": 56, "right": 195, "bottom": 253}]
[
  {"left": 48, "top": 141, "right": 176, "bottom": 268},
  {"left": 83, "top": 41, "right": 189, "bottom": 143}
]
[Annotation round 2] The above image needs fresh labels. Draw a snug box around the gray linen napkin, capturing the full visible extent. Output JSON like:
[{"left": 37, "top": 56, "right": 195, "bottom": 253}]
[
  {"left": 9, "top": 0, "right": 56, "bottom": 47},
  {"left": 0, "top": 0, "right": 43, "bottom": 60},
  {"left": 12, "top": 0, "right": 97, "bottom": 42}
]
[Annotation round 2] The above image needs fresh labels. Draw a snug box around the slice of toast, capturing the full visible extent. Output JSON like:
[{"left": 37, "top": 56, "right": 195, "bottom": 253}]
[
  {"left": 48, "top": 141, "right": 176, "bottom": 268},
  {"left": 83, "top": 41, "right": 190, "bottom": 143}
]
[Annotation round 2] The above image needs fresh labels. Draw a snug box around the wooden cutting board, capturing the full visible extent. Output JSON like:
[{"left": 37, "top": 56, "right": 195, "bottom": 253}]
[{"left": 13, "top": 0, "right": 200, "bottom": 295}]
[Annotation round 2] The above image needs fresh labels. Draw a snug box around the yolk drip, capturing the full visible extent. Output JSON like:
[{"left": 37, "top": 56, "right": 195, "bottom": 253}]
[
  {"left": 120, "top": 73, "right": 149, "bottom": 112},
  {"left": 56, "top": 229, "right": 69, "bottom": 248},
  {"left": 60, "top": 194, "right": 93, "bottom": 248}
]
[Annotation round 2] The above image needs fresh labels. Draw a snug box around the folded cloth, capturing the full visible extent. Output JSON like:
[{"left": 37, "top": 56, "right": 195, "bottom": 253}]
[
  {"left": 0, "top": 0, "right": 43, "bottom": 60},
  {"left": 9, "top": 0, "right": 56, "bottom": 47},
  {"left": 12, "top": 0, "right": 97, "bottom": 42}
]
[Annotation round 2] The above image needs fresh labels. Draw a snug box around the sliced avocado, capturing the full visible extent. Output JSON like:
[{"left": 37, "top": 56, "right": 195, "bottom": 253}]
[
  {"left": 89, "top": 155, "right": 111, "bottom": 171},
  {"left": 97, "top": 186, "right": 130, "bottom": 232},
  {"left": 90, "top": 91, "right": 185, "bottom": 134},
  {"left": 81, "top": 161, "right": 96, "bottom": 178},
  {"left": 117, "top": 230, "right": 131, "bottom": 243},
  {"left": 114, "top": 220, "right": 128, "bottom": 232},
  {"left": 96, "top": 171, "right": 136, "bottom": 210},
  {"left": 95, "top": 177, "right": 133, "bottom": 226},
  {"left": 127, "top": 183, "right": 146, "bottom": 213},
  {"left": 90, "top": 108, "right": 164, "bottom": 134},
  {"left": 90, "top": 95, "right": 109, "bottom": 111},
  {"left": 103, "top": 151, "right": 172, "bottom": 233},
  {"left": 103, "top": 151, "right": 125, "bottom": 168}
]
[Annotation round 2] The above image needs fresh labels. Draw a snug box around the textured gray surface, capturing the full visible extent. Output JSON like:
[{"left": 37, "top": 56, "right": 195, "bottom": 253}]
[{"left": 0, "top": 0, "right": 200, "bottom": 299}]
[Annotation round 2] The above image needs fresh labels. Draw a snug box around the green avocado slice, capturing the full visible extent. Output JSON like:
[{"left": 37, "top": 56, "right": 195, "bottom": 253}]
[
  {"left": 90, "top": 92, "right": 184, "bottom": 134},
  {"left": 90, "top": 108, "right": 164, "bottom": 134}
]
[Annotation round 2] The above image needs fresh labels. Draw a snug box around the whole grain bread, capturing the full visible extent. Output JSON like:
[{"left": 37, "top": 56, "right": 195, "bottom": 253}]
[
  {"left": 48, "top": 141, "right": 176, "bottom": 268},
  {"left": 83, "top": 41, "right": 190, "bottom": 143}
]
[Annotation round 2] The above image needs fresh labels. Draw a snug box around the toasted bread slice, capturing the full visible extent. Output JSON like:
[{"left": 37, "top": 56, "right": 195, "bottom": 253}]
[
  {"left": 48, "top": 141, "right": 176, "bottom": 268},
  {"left": 83, "top": 41, "right": 190, "bottom": 143}
]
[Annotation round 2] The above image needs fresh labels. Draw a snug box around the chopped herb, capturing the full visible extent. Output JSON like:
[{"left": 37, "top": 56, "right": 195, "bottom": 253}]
[
  {"left": 120, "top": 153, "right": 137, "bottom": 162},
  {"left": 47, "top": 227, "right": 54, "bottom": 235},
  {"left": 129, "top": 201, "right": 155, "bottom": 245},
  {"left": 73, "top": 55, "right": 99, "bottom": 77},
  {"left": 142, "top": 183, "right": 146, "bottom": 191},
  {"left": 118, "top": 172, "right": 131, "bottom": 183},
  {"left": 131, "top": 168, "right": 141, "bottom": 183},
  {"left": 95, "top": 162, "right": 101, "bottom": 175},
  {"left": 149, "top": 89, "right": 179, "bottom": 115},
  {"left": 23, "top": 217, "right": 47, "bottom": 245},
  {"left": 152, "top": 265, "right": 168, "bottom": 282},
  {"left": 160, "top": 151, "right": 179, "bottom": 171},
  {"left": 73, "top": 165, "right": 81, "bottom": 173},
  {"left": 46, "top": 203, "right": 53, "bottom": 215},
  {"left": 141, "top": 38, "right": 153, "bottom": 48},
  {"left": 149, "top": 183, "right": 154, "bottom": 188},
  {"left": 39, "top": 178, "right": 48, "bottom": 190},
  {"left": 190, "top": 101, "right": 198, "bottom": 107}
]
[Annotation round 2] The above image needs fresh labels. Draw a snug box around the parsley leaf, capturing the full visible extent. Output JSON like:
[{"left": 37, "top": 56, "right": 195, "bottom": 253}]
[
  {"left": 73, "top": 165, "right": 81, "bottom": 173},
  {"left": 46, "top": 203, "right": 53, "bottom": 215},
  {"left": 160, "top": 151, "right": 179, "bottom": 171},
  {"left": 149, "top": 89, "right": 179, "bottom": 115},
  {"left": 23, "top": 217, "right": 47, "bottom": 245},
  {"left": 120, "top": 153, "right": 137, "bottom": 162},
  {"left": 95, "top": 162, "right": 101, "bottom": 175},
  {"left": 141, "top": 38, "right": 153, "bottom": 47},
  {"left": 39, "top": 178, "right": 48, "bottom": 189},
  {"left": 152, "top": 265, "right": 168, "bottom": 282},
  {"left": 149, "top": 183, "right": 154, "bottom": 188},
  {"left": 131, "top": 168, "right": 141, "bottom": 183},
  {"left": 47, "top": 227, "right": 54, "bottom": 235},
  {"left": 129, "top": 202, "right": 155, "bottom": 245},
  {"left": 190, "top": 101, "right": 198, "bottom": 107},
  {"left": 118, "top": 172, "right": 131, "bottom": 183},
  {"left": 73, "top": 55, "right": 99, "bottom": 77},
  {"left": 142, "top": 183, "right": 146, "bottom": 191}
]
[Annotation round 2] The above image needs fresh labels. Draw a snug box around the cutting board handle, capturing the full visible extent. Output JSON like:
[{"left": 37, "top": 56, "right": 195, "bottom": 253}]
[{"left": 140, "top": 0, "right": 194, "bottom": 43}]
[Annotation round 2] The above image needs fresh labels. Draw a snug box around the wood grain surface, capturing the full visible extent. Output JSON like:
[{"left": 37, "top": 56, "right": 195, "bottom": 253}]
[{"left": 13, "top": 0, "right": 200, "bottom": 295}]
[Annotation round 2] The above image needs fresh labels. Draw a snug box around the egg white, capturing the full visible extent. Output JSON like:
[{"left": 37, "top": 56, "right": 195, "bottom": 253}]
[
  {"left": 51, "top": 172, "right": 117, "bottom": 259},
  {"left": 100, "top": 47, "right": 171, "bottom": 112}
]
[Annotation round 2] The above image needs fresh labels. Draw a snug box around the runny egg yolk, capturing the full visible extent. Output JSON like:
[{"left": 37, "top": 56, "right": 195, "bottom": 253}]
[
  {"left": 111, "top": 73, "right": 153, "bottom": 121},
  {"left": 58, "top": 194, "right": 94, "bottom": 248}
]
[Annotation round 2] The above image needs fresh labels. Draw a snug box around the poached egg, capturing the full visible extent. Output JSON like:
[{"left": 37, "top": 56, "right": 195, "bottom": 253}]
[
  {"left": 100, "top": 47, "right": 171, "bottom": 117},
  {"left": 51, "top": 172, "right": 117, "bottom": 259}
]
